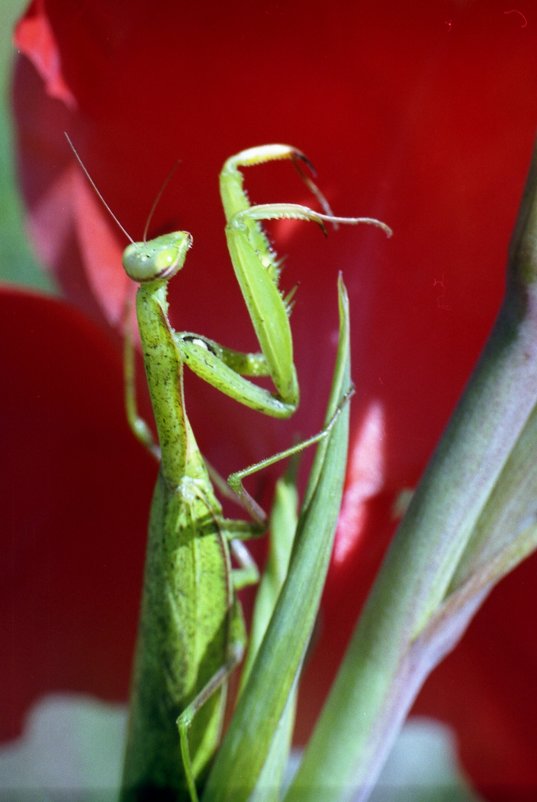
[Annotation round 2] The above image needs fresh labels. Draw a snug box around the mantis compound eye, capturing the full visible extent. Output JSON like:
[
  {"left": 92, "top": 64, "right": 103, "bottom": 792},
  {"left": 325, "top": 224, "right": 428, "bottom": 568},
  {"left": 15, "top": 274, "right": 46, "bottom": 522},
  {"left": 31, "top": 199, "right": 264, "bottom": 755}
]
[{"left": 123, "top": 231, "right": 193, "bottom": 282}]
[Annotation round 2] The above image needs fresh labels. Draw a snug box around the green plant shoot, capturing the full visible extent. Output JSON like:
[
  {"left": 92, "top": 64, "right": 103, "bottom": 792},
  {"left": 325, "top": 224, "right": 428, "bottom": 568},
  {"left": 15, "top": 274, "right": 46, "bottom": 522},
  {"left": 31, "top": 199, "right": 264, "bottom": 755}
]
[{"left": 66, "top": 136, "right": 391, "bottom": 801}]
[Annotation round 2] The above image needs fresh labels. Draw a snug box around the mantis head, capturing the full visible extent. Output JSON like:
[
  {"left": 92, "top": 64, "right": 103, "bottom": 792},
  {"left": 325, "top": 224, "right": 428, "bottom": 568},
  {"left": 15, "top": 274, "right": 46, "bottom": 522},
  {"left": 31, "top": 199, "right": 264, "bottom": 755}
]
[{"left": 122, "top": 232, "right": 193, "bottom": 282}]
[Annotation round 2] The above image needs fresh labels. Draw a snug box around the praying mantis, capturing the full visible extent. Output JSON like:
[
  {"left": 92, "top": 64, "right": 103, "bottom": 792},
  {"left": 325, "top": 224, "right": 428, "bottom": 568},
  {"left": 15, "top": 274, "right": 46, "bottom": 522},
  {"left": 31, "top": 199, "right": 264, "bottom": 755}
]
[{"left": 67, "top": 136, "right": 391, "bottom": 801}]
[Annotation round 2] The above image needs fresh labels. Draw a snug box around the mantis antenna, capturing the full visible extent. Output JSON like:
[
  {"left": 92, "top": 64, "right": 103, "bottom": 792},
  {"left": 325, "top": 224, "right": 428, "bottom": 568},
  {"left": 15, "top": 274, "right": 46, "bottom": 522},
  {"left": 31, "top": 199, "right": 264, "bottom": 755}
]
[
  {"left": 142, "top": 160, "right": 180, "bottom": 242},
  {"left": 64, "top": 131, "right": 135, "bottom": 244},
  {"left": 65, "top": 132, "right": 182, "bottom": 247}
]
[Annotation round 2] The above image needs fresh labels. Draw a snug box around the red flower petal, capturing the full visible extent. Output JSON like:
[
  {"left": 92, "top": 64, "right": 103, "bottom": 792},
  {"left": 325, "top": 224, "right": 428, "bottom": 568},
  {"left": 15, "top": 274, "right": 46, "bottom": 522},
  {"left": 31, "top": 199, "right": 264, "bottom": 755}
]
[
  {"left": 0, "top": 287, "right": 155, "bottom": 740},
  {"left": 14, "top": 0, "right": 75, "bottom": 107}
]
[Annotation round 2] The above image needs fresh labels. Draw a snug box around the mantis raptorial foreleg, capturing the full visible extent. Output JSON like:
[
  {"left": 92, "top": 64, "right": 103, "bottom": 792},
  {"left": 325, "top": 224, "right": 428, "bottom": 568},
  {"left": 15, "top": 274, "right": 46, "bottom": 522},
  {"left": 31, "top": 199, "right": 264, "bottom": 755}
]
[{"left": 174, "top": 146, "right": 391, "bottom": 417}]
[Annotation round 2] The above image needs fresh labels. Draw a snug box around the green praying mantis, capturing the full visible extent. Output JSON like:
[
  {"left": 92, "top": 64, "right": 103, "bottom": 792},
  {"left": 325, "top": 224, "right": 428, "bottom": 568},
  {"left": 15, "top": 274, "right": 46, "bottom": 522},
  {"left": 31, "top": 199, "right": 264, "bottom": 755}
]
[{"left": 66, "top": 136, "right": 391, "bottom": 801}]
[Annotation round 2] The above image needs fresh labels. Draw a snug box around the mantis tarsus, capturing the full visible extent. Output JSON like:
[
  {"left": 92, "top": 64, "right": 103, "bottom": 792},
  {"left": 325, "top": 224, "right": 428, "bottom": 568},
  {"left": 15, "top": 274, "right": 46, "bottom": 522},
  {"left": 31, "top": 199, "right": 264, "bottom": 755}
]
[{"left": 66, "top": 135, "right": 391, "bottom": 801}]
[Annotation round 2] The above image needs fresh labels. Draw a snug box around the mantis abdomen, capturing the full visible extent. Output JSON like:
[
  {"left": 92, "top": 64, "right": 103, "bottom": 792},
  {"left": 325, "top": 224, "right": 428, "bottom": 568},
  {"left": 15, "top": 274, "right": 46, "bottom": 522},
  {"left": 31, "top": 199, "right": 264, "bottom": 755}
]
[{"left": 121, "top": 472, "right": 235, "bottom": 797}]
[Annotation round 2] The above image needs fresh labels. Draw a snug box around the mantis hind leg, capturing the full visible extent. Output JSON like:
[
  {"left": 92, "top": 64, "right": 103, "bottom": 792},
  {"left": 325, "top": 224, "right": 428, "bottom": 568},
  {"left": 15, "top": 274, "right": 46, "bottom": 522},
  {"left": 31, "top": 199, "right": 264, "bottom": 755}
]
[{"left": 177, "top": 600, "right": 246, "bottom": 802}]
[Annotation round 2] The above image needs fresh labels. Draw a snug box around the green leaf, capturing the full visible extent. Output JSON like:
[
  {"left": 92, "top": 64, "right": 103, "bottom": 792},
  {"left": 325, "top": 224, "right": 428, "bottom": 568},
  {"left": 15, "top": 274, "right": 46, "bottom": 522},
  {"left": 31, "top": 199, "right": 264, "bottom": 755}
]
[
  {"left": 239, "top": 475, "right": 300, "bottom": 802},
  {"left": 202, "top": 276, "right": 352, "bottom": 802}
]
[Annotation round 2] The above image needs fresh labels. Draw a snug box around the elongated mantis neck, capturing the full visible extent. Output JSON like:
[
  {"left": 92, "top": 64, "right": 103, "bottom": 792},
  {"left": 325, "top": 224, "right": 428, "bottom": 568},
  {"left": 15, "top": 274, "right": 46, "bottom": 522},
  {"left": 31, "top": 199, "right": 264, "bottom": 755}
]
[{"left": 135, "top": 280, "right": 199, "bottom": 487}]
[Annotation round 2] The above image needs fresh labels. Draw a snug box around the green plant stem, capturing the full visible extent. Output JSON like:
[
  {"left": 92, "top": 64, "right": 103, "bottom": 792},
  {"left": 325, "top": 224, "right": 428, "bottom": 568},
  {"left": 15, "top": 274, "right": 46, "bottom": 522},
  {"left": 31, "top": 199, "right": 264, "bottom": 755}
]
[{"left": 286, "top": 138, "right": 537, "bottom": 802}]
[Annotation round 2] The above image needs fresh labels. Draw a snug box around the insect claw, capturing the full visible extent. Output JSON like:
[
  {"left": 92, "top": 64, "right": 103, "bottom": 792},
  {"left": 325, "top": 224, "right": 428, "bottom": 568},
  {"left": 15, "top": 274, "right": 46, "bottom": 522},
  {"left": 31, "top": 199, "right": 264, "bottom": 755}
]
[
  {"left": 291, "top": 153, "right": 335, "bottom": 219},
  {"left": 291, "top": 149, "right": 317, "bottom": 177}
]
